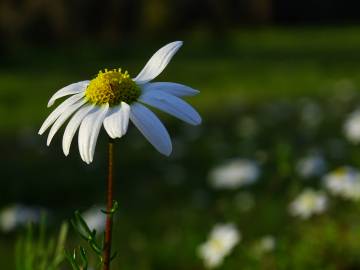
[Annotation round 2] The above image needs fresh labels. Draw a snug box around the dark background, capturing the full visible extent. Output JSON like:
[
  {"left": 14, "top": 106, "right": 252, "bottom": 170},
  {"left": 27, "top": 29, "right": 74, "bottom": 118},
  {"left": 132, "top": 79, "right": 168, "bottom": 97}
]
[{"left": 1, "top": 0, "right": 360, "bottom": 47}]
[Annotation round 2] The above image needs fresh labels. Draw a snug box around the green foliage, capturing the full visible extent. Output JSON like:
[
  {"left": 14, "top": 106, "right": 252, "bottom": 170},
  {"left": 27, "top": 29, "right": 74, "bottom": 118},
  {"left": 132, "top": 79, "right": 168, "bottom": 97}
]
[
  {"left": 15, "top": 216, "right": 68, "bottom": 270},
  {"left": 66, "top": 202, "right": 119, "bottom": 270},
  {"left": 3, "top": 27, "right": 360, "bottom": 130},
  {"left": 275, "top": 214, "right": 360, "bottom": 270}
]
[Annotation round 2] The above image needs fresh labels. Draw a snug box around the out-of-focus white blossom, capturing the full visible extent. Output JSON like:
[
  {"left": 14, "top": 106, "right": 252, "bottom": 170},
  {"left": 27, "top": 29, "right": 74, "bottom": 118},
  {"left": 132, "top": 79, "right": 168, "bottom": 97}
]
[
  {"left": 344, "top": 110, "right": 360, "bottom": 144},
  {"left": 300, "top": 100, "right": 323, "bottom": 128},
  {"left": 82, "top": 206, "right": 105, "bottom": 233},
  {"left": 253, "top": 235, "right": 276, "bottom": 257},
  {"left": 333, "top": 79, "right": 357, "bottom": 99},
  {"left": 209, "top": 159, "right": 260, "bottom": 189},
  {"left": 289, "top": 189, "right": 328, "bottom": 219},
  {"left": 296, "top": 153, "right": 326, "bottom": 179},
  {"left": 0, "top": 204, "right": 43, "bottom": 232},
  {"left": 323, "top": 166, "right": 360, "bottom": 201},
  {"left": 198, "top": 223, "right": 240, "bottom": 269}
]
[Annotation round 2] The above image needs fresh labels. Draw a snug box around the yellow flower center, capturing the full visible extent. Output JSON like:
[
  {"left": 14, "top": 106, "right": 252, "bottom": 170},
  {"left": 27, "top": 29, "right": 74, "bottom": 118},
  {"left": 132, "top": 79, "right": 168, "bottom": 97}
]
[
  {"left": 302, "top": 195, "right": 316, "bottom": 208},
  {"left": 334, "top": 167, "right": 347, "bottom": 179},
  {"left": 209, "top": 239, "right": 225, "bottom": 252},
  {"left": 85, "top": 69, "right": 140, "bottom": 106}
]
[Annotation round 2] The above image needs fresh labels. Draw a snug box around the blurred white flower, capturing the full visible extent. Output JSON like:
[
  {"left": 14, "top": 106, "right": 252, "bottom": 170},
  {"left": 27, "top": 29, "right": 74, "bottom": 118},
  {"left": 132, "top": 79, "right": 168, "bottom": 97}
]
[
  {"left": 344, "top": 110, "right": 360, "bottom": 144},
  {"left": 198, "top": 223, "right": 240, "bottom": 269},
  {"left": 300, "top": 100, "right": 323, "bottom": 128},
  {"left": 289, "top": 189, "right": 328, "bottom": 219},
  {"left": 296, "top": 153, "right": 326, "bottom": 179},
  {"left": 253, "top": 235, "right": 276, "bottom": 257},
  {"left": 82, "top": 206, "right": 105, "bottom": 233},
  {"left": 0, "top": 204, "right": 43, "bottom": 232},
  {"left": 209, "top": 159, "right": 260, "bottom": 189},
  {"left": 323, "top": 166, "right": 360, "bottom": 201}
]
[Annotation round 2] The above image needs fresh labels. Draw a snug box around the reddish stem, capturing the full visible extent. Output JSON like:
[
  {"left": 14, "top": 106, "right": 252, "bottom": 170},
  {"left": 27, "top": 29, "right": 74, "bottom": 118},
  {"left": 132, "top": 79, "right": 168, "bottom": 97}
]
[{"left": 103, "top": 141, "right": 114, "bottom": 270}]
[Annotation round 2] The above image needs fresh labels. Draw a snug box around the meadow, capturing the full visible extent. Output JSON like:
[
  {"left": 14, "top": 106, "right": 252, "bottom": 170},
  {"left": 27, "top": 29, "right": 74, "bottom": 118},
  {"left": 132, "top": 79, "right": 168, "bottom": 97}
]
[{"left": 1, "top": 27, "right": 360, "bottom": 269}]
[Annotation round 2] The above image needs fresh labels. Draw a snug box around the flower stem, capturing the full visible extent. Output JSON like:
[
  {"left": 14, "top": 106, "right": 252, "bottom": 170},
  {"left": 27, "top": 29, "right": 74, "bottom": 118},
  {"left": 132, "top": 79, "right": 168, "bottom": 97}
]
[{"left": 103, "top": 140, "right": 114, "bottom": 270}]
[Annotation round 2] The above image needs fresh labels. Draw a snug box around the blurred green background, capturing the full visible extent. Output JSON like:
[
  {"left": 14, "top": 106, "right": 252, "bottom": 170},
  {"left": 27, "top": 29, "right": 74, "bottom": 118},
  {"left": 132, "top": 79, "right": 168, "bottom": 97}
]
[{"left": 2, "top": 0, "right": 360, "bottom": 269}]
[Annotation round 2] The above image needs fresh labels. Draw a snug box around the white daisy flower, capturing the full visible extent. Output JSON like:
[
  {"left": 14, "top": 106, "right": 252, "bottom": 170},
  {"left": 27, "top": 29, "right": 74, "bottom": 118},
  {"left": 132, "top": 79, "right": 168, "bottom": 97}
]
[
  {"left": 289, "top": 189, "right": 328, "bottom": 219},
  {"left": 0, "top": 204, "right": 43, "bottom": 232},
  {"left": 38, "top": 41, "right": 201, "bottom": 164},
  {"left": 198, "top": 223, "right": 240, "bottom": 269},
  {"left": 299, "top": 99, "right": 322, "bottom": 128},
  {"left": 82, "top": 205, "right": 105, "bottom": 233},
  {"left": 253, "top": 235, "right": 276, "bottom": 257},
  {"left": 344, "top": 110, "right": 360, "bottom": 144},
  {"left": 296, "top": 153, "right": 326, "bottom": 179},
  {"left": 323, "top": 166, "right": 360, "bottom": 201},
  {"left": 209, "top": 159, "right": 260, "bottom": 189}
]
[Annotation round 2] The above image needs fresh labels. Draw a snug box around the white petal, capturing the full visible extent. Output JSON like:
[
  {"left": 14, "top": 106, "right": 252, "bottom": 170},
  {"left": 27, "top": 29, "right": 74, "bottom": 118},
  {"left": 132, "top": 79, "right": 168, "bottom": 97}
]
[
  {"left": 88, "top": 105, "right": 109, "bottom": 163},
  {"left": 141, "top": 82, "right": 199, "bottom": 97},
  {"left": 103, "top": 107, "right": 118, "bottom": 139},
  {"left": 78, "top": 105, "right": 109, "bottom": 164},
  {"left": 130, "top": 103, "right": 172, "bottom": 156},
  {"left": 47, "top": 81, "right": 89, "bottom": 107},
  {"left": 134, "top": 41, "right": 183, "bottom": 84},
  {"left": 139, "top": 91, "right": 201, "bottom": 125},
  {"left": 62, "top": 105, "right": 94, "bottom": 156},
  {"left": 103, "top": 102, "right": 130, "bottom": 139},
  {"left": 47, "top": 99, "right": 86, "bottom": 145},
  {"left": 78, "top": 108, "right": 97, "bottom": 163},
  {"left": 120, "top": 103, "right": 131, "bottom": 134},
  {"left": 39, "top": 93, "right": 84, "bottom": 135}
]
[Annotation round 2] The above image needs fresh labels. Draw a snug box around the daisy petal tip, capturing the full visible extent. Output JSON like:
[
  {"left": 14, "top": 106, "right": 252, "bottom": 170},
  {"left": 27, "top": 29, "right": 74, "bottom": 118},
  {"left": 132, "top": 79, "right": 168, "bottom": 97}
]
[
  {"left": 174, "top": 40, "right": 183, "bottom": 47},
  {"left": 162, "top": 144, "right": 172, "bottom": 156},
  {"left": 194, "top": 119, "right": 202, "bottom": 126},
  {"left": 38, "top": 125, "right": 46, "bottom": 135},
  {"left": 82, "top": 157, "right": 89, "bottom": 164},
  {"left": 109, "top": 131, "right": 121, "bottom": 139},
  {"left": 193, "top": 89, "right": 200, "bottom": 95},
  {"left": 62, "top": 144, "right": 70, "bottom": 156},
  {"left": 194, "top": 115, "right": 202, "bottom": 125},
  {"left": 171, "top": 41, "right": 183, "bottom": 53},
  {"left": 185, "top": 87, "right": 200, "bottom": 96}
]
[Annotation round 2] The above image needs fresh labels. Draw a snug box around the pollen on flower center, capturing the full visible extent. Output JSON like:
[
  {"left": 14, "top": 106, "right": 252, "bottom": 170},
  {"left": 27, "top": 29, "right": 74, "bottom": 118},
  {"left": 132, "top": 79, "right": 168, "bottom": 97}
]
[{"left": 85, "top": 68, "right": 140, "bottom": 106}]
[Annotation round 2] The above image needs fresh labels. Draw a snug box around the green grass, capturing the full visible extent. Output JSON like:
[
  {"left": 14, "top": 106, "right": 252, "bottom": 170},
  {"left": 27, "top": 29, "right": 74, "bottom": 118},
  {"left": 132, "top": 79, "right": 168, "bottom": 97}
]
[{"left": 1, "top": 26, "right": 360, "bottom": 130}]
